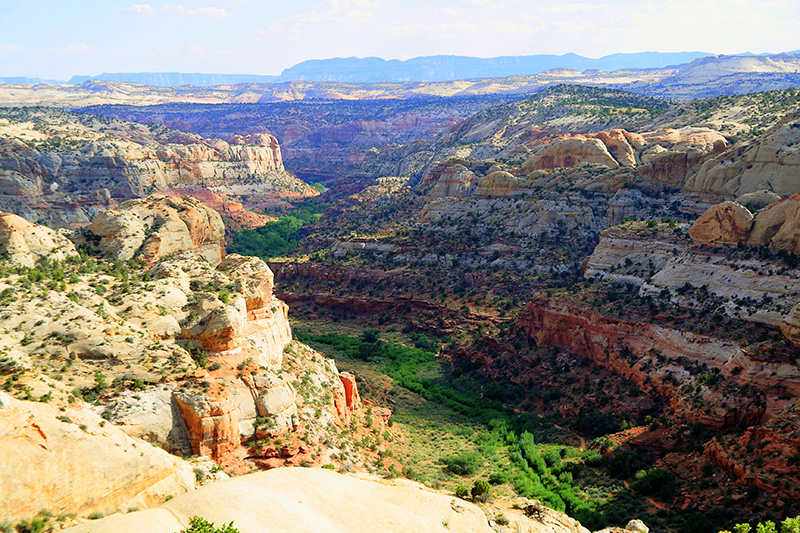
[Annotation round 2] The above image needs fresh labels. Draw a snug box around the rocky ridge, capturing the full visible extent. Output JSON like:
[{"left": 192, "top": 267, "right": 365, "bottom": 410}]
[
  {"left": 0, "top": 198, "right": 384, "bottom": 524},
  {"left": 0, "top": 107, "right": 316, "bottom": 228}
]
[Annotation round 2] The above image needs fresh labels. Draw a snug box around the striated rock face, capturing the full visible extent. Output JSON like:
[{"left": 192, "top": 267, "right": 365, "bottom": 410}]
[
  {"left": 0, "top": 107, "right": 317, "bottom": 228},
  {"left": 333, "top": 372, "right": 362, "bottom": 423},
  {"left": 63, "top": 467, "right": 494, "bottom": 533},
  {"left": 426, "top": 162, "right": 476, "bottom": 198},
  {"left": 85, "top": 195, "right": 225, "bottom": 264},
  {"left": 585, "top": 224, "right": 800, "bottom": 327},
  {"left": 474, "top": 170, "right": 533, "bottom": 197},
  {"left": 174, "top": 392, "right": 241, "bottom": 462},
  {"left": 688, "top": 201, "right": 753, "bottom": 244},
  {"left": 518, "top": 296, "right": 769, "bottom": 429},
  {"left": 0, "top": 392, "right": 195, "bottom": 523},
  {"left": 0, "top": 211, "right": 78, "bottom": 267}
]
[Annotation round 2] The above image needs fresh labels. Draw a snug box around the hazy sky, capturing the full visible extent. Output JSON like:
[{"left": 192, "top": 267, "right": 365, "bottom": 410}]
[{"left": 1, "top": 0, "right": 798, "bottom": 79}]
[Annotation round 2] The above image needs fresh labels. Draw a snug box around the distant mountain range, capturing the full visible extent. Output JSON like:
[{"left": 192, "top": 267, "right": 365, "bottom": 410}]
[{"left": 1, "top": 51, "right": 727, "bottom": 87}]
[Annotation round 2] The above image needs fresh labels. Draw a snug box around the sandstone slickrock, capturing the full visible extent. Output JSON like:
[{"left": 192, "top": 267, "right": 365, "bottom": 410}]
[
  {"left": 688, "top": 201, "right": 753, "bottom": 244},
  {"left": 0, "top": 392, "right": 195, "bottom": 523},
  {"left": 64, "top": 467, "right": 493, "bottom": 533},
  {"left": 747, "top": 192, "right": 800, "bottom": 254},
  {"left": 84, "top": 195, "right": 225, "bottom": 264},
  {"left": 0, "top": 211, "right": 78, "bottom": 267},
  {"left": 686, "top": 110, "right": 800, "bottom": 198}
]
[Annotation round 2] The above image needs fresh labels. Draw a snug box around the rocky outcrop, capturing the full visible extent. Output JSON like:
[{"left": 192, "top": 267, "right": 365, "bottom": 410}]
[
  {"left": 586, "top": 224, "right": 800, "bottom": 327},
  {"left": 63, "top": 467, "right": 493, "bottom": 533},
  {"left": 0, "top": 107, "right": 317, "bottom": 228},
  {"left": 686, "top": 111, "right": 800, "bottom": 198},
  {"left": 474, "top": 170, "right": 533, "bottom": 197},
  {"left": 518, "top": 296, "right": 769, "bottom": 429},
  {"left": 524, "top": 135, "right": 620, "bottom": 171},
  {"left": 522, "top": 127, "right": 726, "bottom": 179},
  {"left": 687, "top": 201, "right": 753, "bottom": 244},
  {"left": 0, "top": 392, "right": 195, "bottom": 523},
  {"left": 84, "top": 195, "right": 225, "bottom": 264},
  {"left": 174, "top": 392, "right": 241, "bottom": 462},
  {"left": 747, "top": 192, "right": 800, "bottom": 253},
  {"left": 688, "top": 193, "right": 800, "bottom": 255},
  {"left": 0, "top": 211, "right": 78, "bottom": 267},
  {"left": 426, "top": 162, "right": 476, "bottom": 198},
  {"left": 781, "top": 302, "right": 800, "bottom": 347}
]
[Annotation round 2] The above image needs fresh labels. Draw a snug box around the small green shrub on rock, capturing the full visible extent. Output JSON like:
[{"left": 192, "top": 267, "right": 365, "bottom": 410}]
[{"left": 178, "top": 516, "right": 239, "bottom": 533}]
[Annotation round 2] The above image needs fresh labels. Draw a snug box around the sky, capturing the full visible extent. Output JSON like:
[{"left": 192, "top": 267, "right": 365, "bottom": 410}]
[{"left": 0, "top": 0, "right": 798, "bottom": 80}]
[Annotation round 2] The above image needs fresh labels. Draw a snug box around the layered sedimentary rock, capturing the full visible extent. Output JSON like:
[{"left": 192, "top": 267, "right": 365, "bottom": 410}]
[
  {"left": 84, "top": 195, "right": 225, "bottom": 264},
  {"left": 0, "top": 392, "right": 195, "bottom": 523},
  {"left": 64, "top": 467, "right": 493, "bottom": 533},
  {"left": 0, "top": 211, "right": 78, "bottom": 267},
  {"left": 518, "top": 296, "right": 770, "bottom": 429},
  {"left": 586, "top": 223, "right": 800, "bottom": 326},
  {"left": 0, "top": 107, "right": 316, "bottom": 227}
]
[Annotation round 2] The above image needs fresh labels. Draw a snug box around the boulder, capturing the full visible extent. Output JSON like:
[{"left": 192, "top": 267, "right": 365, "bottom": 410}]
[
  {"left": 688, "top": 201, "right": 753, "bottom": 244},
  {"left": 0, "top": 212, "right": 78, "bottom": 267},
  {"left": 747, "top": 192, "right": 800, "bottom": 254},
  {"left": 736, "top": 189, "right": 782, "bottom": 210},
  {"left": 625, "top": 519, "right": 650, "bottom": 532}
]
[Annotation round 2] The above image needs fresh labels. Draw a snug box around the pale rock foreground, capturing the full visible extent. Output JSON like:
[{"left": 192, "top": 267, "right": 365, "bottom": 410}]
[
  {"left": 0, "top": 392, "right": 195, "bottom": 523},
  {"left": 64, "top": 467, "right": 493, "bottom": 533}
]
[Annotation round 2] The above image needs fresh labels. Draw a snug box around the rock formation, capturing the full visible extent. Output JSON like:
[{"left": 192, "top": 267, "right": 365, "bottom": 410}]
[
  {"left": 518, "top": 296, "right": 768, "bottom": 429},
  {"left": 747, "top": 192, "right": 800, "bottom": 253},
  {"left": 687, "top": 201, "right": 753, "bottom": 244},
  {"left": 0, "top": 391, "right": 195, "bottom": 524},
  {"left": 63, "top": 467, "right": 493, "bottom": 533},
  {"left": 686, "top": 110, "right": 800, "bottom": 198},
  {"left": 83, "top": 195, "right": 226, "bottom": 264},
  {"left": 0, "top": 107, "right": 316, "bottom": 227},
  {"left": 688, "top": 193, "right": 800, "bottom": 255},
  {"left": 0, "top": 211, "right": 78, "bottom": 267}
]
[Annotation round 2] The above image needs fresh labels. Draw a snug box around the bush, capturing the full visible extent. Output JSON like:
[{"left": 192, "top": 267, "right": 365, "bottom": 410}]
[
  {"left": 632, "top": 468, "right": 677, "bottom": 499},
  {"left": 471, "top": 479, "right": 491, "bottom": 501},
  {"left": 455, "top": 484, "right": 469, "bottom": 499},
  {"left": 178, "top": 516, "right": 240, "bottom": 533},
  {"left": 438, "top": 452, "right": 483, "bottom": 476},
  {"left": 488, "top": 471, "right": 509, "bottom": 485}
]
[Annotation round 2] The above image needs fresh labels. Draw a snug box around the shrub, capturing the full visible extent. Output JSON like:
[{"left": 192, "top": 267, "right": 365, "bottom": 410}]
[
  {"left": 438, "top": 452, "right": 483, "bottom": 476},
  {"left": 454, "top": 484, "right": 469, "bottom": 499},
  {"left": 178, "top": 516, "right": 240, "bottom": 533},
  {"left": 471, "top": 479, "right": 491, "bottom": 501},
  {"left": 488, "top": 471, "right": 509, "bottom": 485}
]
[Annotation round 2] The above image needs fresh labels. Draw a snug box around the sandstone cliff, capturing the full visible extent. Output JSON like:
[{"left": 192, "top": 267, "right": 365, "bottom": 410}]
[
  {"left": 0, "top": 107, "right": 316, "bottom": 227},
  {"left": 685, "top": 110, "right": 800, "bottom": 199}
]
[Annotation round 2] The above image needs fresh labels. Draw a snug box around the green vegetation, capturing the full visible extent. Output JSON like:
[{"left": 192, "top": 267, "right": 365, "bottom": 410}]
[
  {"left": 227, "top": 206, "right": 325, "bottom": 259},
  {"left": 178, "top": 517, "right": 239, "bottom": 533},
  {"left": 296, "top": 329, "right": 608, "bottom": 530}
]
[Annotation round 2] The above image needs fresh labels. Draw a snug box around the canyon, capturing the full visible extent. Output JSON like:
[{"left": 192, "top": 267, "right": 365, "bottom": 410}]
[{"left": 4, "top": 72, "right": 800, "bottom": 533}]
